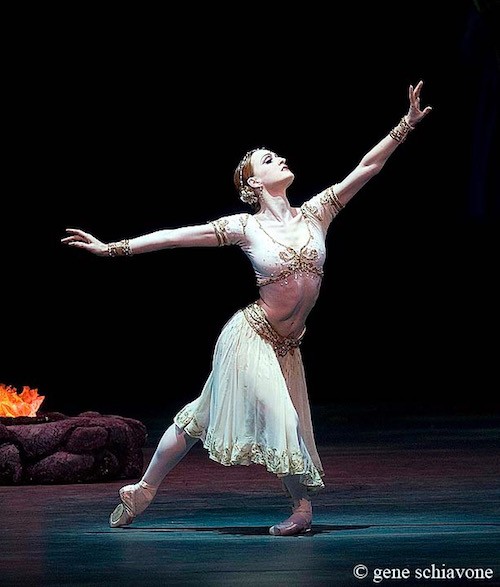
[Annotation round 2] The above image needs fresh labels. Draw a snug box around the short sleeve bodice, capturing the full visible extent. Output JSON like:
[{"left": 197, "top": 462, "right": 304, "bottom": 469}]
[{"left": 211, "top": 185, "right": 343, "bottom": 287}]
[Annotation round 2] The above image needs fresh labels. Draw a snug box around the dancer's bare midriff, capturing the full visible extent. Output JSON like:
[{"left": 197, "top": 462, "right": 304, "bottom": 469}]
[{"left": 257, "top": 276, "right": 322, "bottom": 340}]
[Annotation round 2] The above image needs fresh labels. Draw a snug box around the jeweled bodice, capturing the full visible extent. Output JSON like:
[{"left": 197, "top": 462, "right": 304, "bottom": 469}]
[
  {"left": 210, "top": 186, "right": 343, "bottom": 289},
  {"left": 250, "top": 213, "right": 324, "bottom": 287}
]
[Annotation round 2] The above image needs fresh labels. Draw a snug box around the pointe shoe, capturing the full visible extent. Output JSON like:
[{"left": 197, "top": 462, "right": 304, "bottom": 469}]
[
  {"left": 109, "top": 480, "right": 157, "bottom": 528},
  {"left": 269, "top": 498, "right": 312, "bottom": 536}
]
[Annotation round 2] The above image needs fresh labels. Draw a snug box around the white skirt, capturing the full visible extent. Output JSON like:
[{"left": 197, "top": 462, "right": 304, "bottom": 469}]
[{"left": 174, "top": 303, "right": 325, "bottom": 491}]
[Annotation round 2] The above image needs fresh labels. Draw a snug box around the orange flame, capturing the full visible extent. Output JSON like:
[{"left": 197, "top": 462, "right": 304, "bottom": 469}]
[{"left": 0, "top": 383, "right": 45, "bottom": 417}]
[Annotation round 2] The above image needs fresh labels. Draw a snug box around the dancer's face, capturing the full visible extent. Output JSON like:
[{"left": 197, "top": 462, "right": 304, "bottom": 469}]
[{"left": 249, "top": 149, "right": 294, "bottom": 192}]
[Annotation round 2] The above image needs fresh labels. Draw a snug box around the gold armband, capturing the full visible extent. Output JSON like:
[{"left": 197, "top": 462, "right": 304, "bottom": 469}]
[
  {"left": 390, "top": 116, "right": 415, "bottom": 143},
  {"left": 107, "top": 239, "right": 132, "bottom": 257},
  {"left": 320, "top": 186, "right": 344, "bottom": 215},
  {"left": 211, "top": 219, "right": 230, "bottom": 246}
]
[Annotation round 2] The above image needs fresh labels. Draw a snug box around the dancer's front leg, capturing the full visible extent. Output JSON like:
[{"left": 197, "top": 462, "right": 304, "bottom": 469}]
[{"left": 110, "top": 424, "right": 199, "bottom": 527}]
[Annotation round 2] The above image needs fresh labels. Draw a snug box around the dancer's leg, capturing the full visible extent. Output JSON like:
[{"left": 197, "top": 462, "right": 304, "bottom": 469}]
[
  {"left": 110, "top": 424, "right": 198, "bottom": 527},
  {"left": 269, "top": 474, "right": 313, "bottom": 536},
  {"left": 142, "top": 423, "right": 199, "bottom": 487}
]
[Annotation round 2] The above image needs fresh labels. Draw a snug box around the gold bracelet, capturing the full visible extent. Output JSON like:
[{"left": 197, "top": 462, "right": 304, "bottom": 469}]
[
  {"left": 107, "top": 239, "right": 132, "bottom": 257},
  {"left": 390, "top": 116, "right": 414, "bottom": 143}
]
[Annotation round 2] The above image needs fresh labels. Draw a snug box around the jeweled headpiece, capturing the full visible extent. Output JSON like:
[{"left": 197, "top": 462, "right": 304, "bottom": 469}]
[{"left": 236, "top": 147, "right": 267, "bottom": 207}]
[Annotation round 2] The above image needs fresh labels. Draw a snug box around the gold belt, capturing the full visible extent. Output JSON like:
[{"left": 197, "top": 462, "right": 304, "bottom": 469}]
[{"left": 243, "top": 302, "right": 305, "bottom": 357}]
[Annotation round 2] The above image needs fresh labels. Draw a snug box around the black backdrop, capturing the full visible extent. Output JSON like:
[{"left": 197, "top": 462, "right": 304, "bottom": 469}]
[{"left": 3, "top": 1, "right": 499, "bottom": 421}]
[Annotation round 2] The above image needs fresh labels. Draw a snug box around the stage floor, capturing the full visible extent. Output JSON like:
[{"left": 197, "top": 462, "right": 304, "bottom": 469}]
[{"left": 1, "top": 414, "right": 499, "bottom": 586}]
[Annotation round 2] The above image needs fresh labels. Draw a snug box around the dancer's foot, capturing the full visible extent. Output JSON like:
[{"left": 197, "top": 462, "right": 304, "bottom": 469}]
[
  {"left": 269, "top": 498, "right": 312, "bottom": 536},
  {"left": 109, "top": 480, "right": 157, "bottom": 528}
]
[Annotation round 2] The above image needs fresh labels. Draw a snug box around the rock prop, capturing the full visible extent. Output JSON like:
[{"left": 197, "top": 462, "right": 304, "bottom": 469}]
[{"left": 0, "top": 411, "right": 147, "bottom": 484}]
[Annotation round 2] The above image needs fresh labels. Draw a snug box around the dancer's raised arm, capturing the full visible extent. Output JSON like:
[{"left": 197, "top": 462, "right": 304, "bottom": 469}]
[{"left": 334, "top": 80, "right": 432, "bottom": 206}]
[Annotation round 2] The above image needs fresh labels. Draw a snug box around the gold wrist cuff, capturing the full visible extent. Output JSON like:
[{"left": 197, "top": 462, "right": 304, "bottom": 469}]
[
  {"left": 390, "top": 116, "right": 414, "bottom": 143},
  {"left": 108, "top": 239, "right": 132, "bottom": 257}
]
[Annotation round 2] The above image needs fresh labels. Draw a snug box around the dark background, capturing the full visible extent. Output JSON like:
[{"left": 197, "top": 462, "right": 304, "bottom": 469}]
[{"left": 3, "top": 1, "right": 499, "bottom": 422}]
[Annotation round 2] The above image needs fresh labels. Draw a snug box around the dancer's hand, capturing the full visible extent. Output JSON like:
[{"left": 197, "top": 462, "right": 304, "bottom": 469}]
[
  {"left": 61, "top": 228, "right": 107, "bottom": 256},
  {"left": 405, "top": 80, "right": 432, "bottom": 127}
]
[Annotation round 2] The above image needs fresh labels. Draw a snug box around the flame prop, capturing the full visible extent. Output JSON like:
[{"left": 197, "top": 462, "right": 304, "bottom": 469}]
[{"left": 0, "top": 383, "right": 45, "bottom": 417}]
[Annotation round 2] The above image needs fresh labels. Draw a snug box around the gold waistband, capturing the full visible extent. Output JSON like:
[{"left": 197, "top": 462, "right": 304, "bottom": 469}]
[{"left": 243, "top": 302, "right": 305, "bottom": 357}]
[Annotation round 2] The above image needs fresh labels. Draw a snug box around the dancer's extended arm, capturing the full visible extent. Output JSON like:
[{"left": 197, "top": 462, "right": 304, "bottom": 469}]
[{"left": 61, "top": 222, "right": 220, "bottom": 256}]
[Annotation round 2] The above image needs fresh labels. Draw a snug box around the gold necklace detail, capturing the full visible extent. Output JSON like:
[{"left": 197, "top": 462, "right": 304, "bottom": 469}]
[{"left": 253, "top": 214, "right": 321, "bottom": 284}]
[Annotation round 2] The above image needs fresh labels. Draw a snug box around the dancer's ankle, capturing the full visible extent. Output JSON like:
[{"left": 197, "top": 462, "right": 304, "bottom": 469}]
[
  {"left": 139, "top": 480, "right": 158, "bottom": 494},
  {"left": 293, "top": 498, "right": 312, "bottom": 518},
  {"left": 293, "top": 497, "right": 312, "bottom": 511}
]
